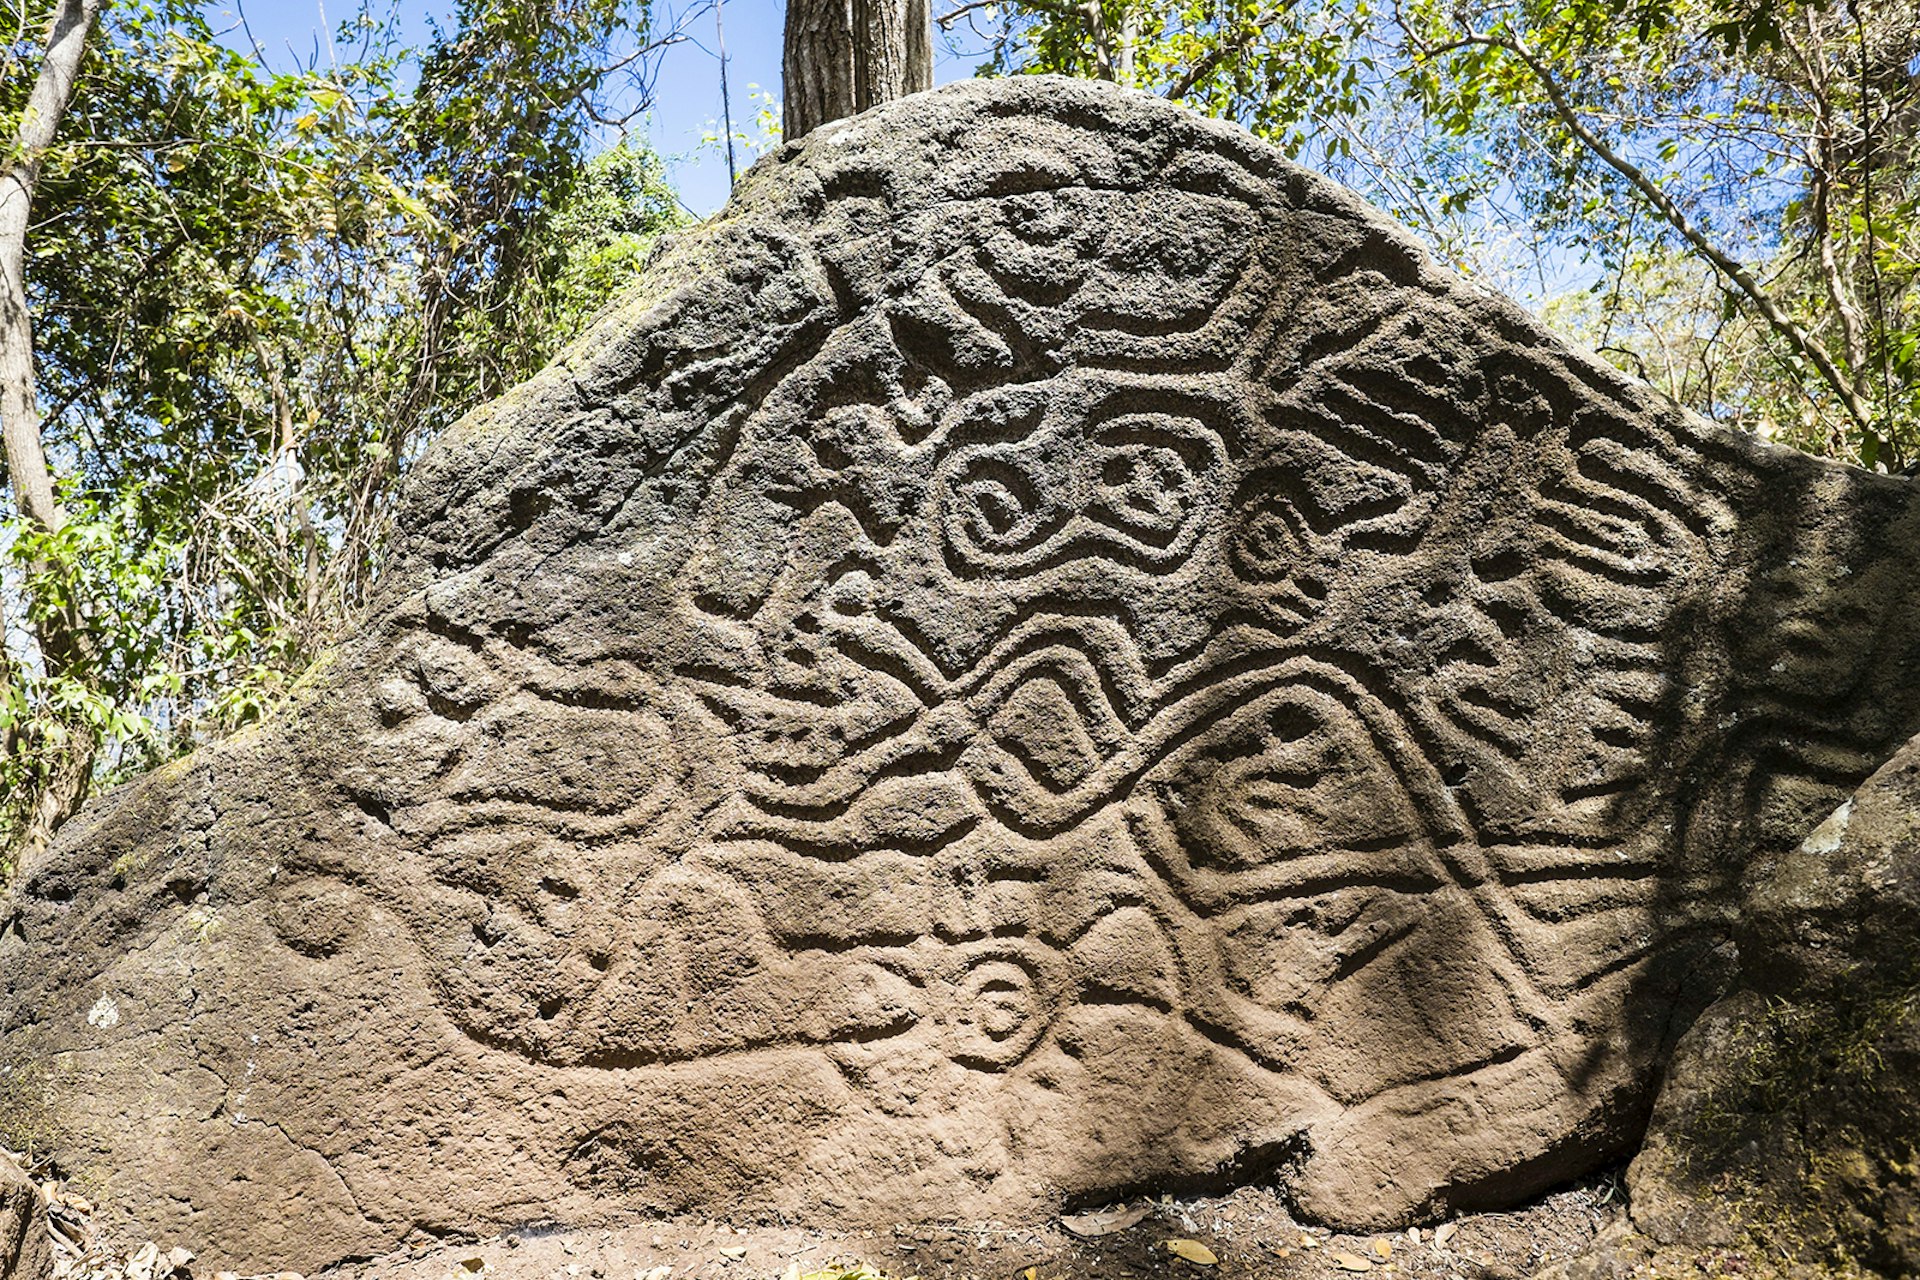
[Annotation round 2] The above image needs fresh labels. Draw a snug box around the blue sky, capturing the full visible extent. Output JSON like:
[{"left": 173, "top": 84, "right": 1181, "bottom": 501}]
[{"left": 218, "top": 1, "right": 987, "bottom": 215}]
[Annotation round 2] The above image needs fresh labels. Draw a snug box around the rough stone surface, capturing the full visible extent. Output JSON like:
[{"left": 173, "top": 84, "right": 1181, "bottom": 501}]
[
  {"left": 1, "top": 1155, "right": 50, "bottom": 1280},
  {"left": 5, "top": 76, "right": 1920, "bottom": 1273},
  {"left": 1554, "top": 729, "right": 1920, "bottom": 1278}
]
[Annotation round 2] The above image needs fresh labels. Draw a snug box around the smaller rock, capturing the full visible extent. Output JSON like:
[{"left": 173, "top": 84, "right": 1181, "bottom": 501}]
[
  {"left": 1, "top": 1155, "right": 51, "bottom": 1280},
  {"left": 1615, "top": 730, "right": 1920, "bottom": 1276},
  {"left": 1061, "top": 1207, "right": 1149, "bottom": 1239}
]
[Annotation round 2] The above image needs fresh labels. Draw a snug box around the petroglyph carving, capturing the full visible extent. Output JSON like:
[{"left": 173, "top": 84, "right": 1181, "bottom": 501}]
[
  {"left": 8, "top": 79, "right": 1920, "bottom": 1272},
  {"left": 356, "top": 96, "right": 1712, "bottom": 1095}
]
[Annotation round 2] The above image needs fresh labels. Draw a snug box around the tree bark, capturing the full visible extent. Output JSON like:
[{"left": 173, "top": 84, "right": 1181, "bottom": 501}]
[
  {"left": 0, "top": 0, "right": 105, "bottom": 867},
  {"left": 783, "top": 0, "right": 933, "bottom": 141},
  {"left": 2, "top": 0, "right": 101, "bottom": 534}
]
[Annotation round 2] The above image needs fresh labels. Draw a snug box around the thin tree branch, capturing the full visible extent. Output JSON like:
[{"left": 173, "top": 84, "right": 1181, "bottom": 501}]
[
  {"left": 1165, "top": 1, "right": 1299, "bottom": 100},
  {"left": 1847, "top": 0, "right": 1898, "bottom": 454},
  {"left": 1410, "top": 25, "right": 1880, "bottom": 439}
]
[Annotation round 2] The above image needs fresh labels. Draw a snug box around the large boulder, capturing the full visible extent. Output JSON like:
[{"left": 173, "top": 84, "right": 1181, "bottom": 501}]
[
  {"left": 5, "top": 76, "right": 1920, "bottom": 1272},
  {"left": 0, "top": 1155, "right": 49, "bottom": 1280}
]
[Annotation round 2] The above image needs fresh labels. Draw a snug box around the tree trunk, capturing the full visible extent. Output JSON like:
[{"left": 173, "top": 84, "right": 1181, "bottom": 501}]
[
  {"left": 783, "top": 0, "right": 933, "bottom": 141},
  {"left": 0, "top": 0, "right": 105, "bottom": 870},
  {"left": 12, "top": 731, "right": 96, "bottom": 865},
  {"left": 2, "top": 0, "right": 100, "bottom": 535}
]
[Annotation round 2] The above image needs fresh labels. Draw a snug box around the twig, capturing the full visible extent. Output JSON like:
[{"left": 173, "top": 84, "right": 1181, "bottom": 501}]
[
  {"left": 1405, "top": 19, "right": 1879, "bottom": 439},
  {"left": 1166, "top": 1, "right": 1300, "bottom": 100}
]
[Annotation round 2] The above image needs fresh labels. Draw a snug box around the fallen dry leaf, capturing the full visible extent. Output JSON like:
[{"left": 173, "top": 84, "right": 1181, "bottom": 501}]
[
  {"left": 456, "top": 1259, "right": 485, "bottom": 1274},
  {"left": 1060, "top": 1206, "right": 1150, "bottom": 1238},
  {"left": 1327, "top": 1251, "right": 1375, "bottom": 1273},
  {"left": 1433, "top": 1223, "right": 1457, "bottom": 1250},
  {"left": 1163, "top": 1240, "right": 1218, "bottom": 1266},
  {"left": 1372, "top": 1239, "right": 1392, "bottom": 1259}
]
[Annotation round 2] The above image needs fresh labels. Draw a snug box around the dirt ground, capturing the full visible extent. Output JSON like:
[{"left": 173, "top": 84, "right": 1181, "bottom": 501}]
[
  {"left": 23, "top": 1127, "right": 1625, "bottom": 1280},
  {"left": 316, "top": 1174, "right": 1627, "bottom": 1280}
]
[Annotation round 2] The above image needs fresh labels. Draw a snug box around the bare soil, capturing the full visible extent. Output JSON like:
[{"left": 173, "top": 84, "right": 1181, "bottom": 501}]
[
  {"left": 19, "top": 1129, "right": 1624, "bottom": 1280},
  {"left": 316, "top": 1175, "right": 1626, "bottom": 1280}
]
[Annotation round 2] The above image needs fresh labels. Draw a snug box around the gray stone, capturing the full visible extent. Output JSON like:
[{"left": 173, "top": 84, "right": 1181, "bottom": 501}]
[
  {"left": 6, "top": 76, "right": 1920, "bottom": 1273},
  {"left": 1584, "top": 730, "right": 1920, "bottom": 1277}
]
